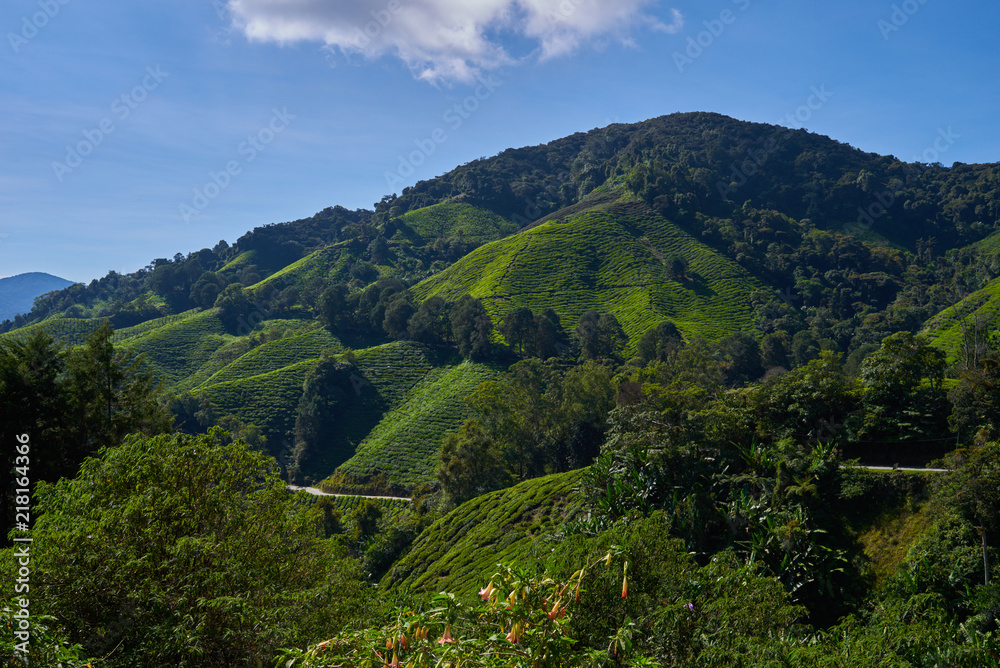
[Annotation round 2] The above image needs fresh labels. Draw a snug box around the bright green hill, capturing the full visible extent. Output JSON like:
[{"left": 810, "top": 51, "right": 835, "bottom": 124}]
[
  {"left": 381, "top": 469, "right": 586, "bottom": 594},
  {"left": 114, "top": 309, "right": 200, "bottom": 342},
  {"left": 921, "top": 277, "right": 1000, "bottom": 363},
  {"left": 0, "top": 317, "right": 104, "bottom": 346},
  {"left": 396, "top": 202, "right": 517, "bottom": 245},
  {"left": 120, "top": 309, "right": 230, "bottom": 385},
  {"left": 250, "top": 245, "right": 351, "bottom": 294},
  {"left": 199, "top": 357, "right": 319, "bottom": 446},
  {"left": 198, "top": 327, "right": 340, "bottom": 387},
  {"left": 336, "top": 360, "right": 501, "bottom": 487},
  {"left": 414, "top": 198, "right": 762, "bottom": 346},
  {"left": 292, "top": 341, "right": 442, "bottom": 481}
]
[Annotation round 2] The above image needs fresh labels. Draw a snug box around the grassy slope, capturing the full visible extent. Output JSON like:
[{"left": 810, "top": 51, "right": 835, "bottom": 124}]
[
  {"left": 920, "top": 277, "right": 1000, "bottom": 363},
  {"left": 337, "top": 361, "right": 501, "bottom": 487},
  {"left": 298, "top": 341, "right": 440, "bottom": 480},
  {"left": 0, "top": 317, "right": 105, "bottom": 346},
  {"left": 413, "top": 199, "right": 762, "bottom": 348},
  {"left": 199, "top": 327, "right": 341, "bottom": 386},
  {"left": 397, "top": 202, "right": 518, "bottom": 245},
  {"left": 250, "top": 245, "right": 351, "bottom": 294},
  {"left": 382, "top": 470, "right": 586, "bottom": 594},
  {"left": 120, "top": 309, "right": 230, "bottom": 385},
  {"left": 199, "top": 357, "right": 318, "bottom": 445}
]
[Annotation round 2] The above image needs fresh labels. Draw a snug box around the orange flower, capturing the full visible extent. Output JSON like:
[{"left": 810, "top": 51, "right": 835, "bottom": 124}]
[
  {"left": 548, "top": 599, "right": 563, "bottom": 619},
  {"left": 399, "top": 634, "right": 408, "bottom": 650},
  {"left": 621, "top": 575, "right": 628, "bottom": 599},
  {"left": 505, "top": 621, "right": 523, "bottom": 644},
  {"left": 438, "top": 624, "right": 455, "bottom": 645}
]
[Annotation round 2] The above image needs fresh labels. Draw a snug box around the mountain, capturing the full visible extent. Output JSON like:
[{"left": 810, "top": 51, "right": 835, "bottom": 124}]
[
  {"left": 8, "top": 113, "right": 1000, "bottom": 667},
  {"left": 2, "top": 112, "right": 1000, "bottom": 489},
  {"left": 0, "top": 272, "right": 75, "bottom": 323}
]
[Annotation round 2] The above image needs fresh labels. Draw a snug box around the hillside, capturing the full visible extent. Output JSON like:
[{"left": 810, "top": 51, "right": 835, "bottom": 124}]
[
  {"left": 414, "top": 197, "right": 762, "bottom": 345},
  {"left": 382, "top": 469, "right": 586, "bottom": 594},
  {"left": 3, "top": 112, "right": 1000, "bottom": 492},
  {"left": 0, "top": 272, "right": 74, "bottom": 322}
]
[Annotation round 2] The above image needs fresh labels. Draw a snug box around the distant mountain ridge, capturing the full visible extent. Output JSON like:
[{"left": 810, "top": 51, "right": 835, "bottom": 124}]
[{"left": 0, "top": 272, "right": 75, "bottom": 323}]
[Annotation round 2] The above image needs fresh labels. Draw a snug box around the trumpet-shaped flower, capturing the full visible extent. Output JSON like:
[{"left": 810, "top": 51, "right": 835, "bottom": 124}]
[
  {"left": 505, "top": 621, "right": 523, "bottom": 644},
  {"left": 478, "top": 581, "right": 494, "bottom": 600}
]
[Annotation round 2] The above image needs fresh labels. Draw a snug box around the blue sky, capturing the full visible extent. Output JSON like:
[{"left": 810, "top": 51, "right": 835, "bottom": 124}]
[{"left": 1, "top": 0, "right": 998, "bottom": 283}]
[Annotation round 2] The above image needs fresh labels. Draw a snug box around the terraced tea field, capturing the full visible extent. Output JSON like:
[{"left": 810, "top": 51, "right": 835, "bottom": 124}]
[
  {"left": 382, "top": 469, "right": 586, "bottom": 594},
  {"left": 337, "top": 361, "right": 501, "bottom": 487},
  {"left": 120, "top": 309, "right": 231, "bottom": 385},
  {"left": 199, "top": 327, "right": 340, "bottom": 386},
  {"left": 198, "top": 357, "right": 319, "bottom": 444},
  {"left": 397, "top": 202, "right": 517, "bottom": 245},
  {"left": 921, "top": 276, "right": 1000, "bottom": 363},
  {"left": 0, "top": 317, "right": 106, "bottom": 346},
  {"left": 413, "top": 199, "right": 762, "bottom": 348}
]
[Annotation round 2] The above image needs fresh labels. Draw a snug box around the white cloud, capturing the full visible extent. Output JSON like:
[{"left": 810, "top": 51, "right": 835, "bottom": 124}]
[{"left": 227, "top": 0, "right": 681, "bottom": 83}]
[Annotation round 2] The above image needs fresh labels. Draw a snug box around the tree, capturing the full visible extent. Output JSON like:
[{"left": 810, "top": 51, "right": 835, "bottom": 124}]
[
  {"left": 437, "top": 420, "right": 512, "bottom": 504},
  {"left": 756, "top": 351, "right": 854, "bottom": 446},
  {"left": 715, "top": 331, "right": 764, "bottom": 387},
  {"left": 407, "top": 296, "right": 450, "bottom": 345},
  {"left": 0, "top": 332, "right": 72, "bottom": 544},
  {"left": 368, "top": 234, "right": 390, "bottom": 265},
  {"left": 669, "top": 255, "right": 688, "bottom": 280},
  {"left": 66, "top": 322, "right": 171, "bottom": 452},
  {"left": 761, "top": 331, "right": 791, "bottom": 369},
  {"left": 356, "top": 278, "right": 406, "bottom": 335},
  {"left": 577, "top": 311, "right": 627, "bottom": 361},
  {"left": 499, "top": 306, "right": 535, "bottom": 356},
  {"left": 318, "top": 283, "right": 351, "bottom": 332},
  {"left": 290, "top": 356, "right": 360, "bottom": 482},
  {"left": 950, "top": 358, "right": 1000, "bottom": 443},
  {"left": 214, "top": 283, "right": 251, "bottom": 331},
  {"left": 530, "top": 308, "right": 566, "bottom": 359},
  {"left": 188, "top": 271, "right": 227, "bottom": 309},
  {"left": 856, "top": 331, "right": 949, "bottom": 446},
  {"left": 20, "top": 431, "right": 375, "bottom": 667},
  {"left": 450, "top": 295, "right": 493, "bottom": 360},
  {"left": 382, "top": 295, "right": 416, "bottom": 340},
  {"left": 636, "top": 320, "right": 683, "bottom": 365},
  {"left": 791, "top": 330, "right": 820, "bottom": 367}
]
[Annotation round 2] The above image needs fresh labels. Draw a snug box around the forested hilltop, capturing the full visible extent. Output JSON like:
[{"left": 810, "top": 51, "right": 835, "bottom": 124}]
[{"left": 3, "top": 112, "right": 1000, "bottom": 666}]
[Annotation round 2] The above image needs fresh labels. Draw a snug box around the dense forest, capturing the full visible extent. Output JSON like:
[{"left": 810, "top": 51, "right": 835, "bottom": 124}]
[{"left": 3, "top": 112, "right": 1000, "bottom": 666}]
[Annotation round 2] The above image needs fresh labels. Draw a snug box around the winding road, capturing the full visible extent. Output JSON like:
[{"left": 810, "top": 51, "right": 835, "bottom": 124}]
[{"left": 287, "top": 485, "right": 410, "bottom": 502}]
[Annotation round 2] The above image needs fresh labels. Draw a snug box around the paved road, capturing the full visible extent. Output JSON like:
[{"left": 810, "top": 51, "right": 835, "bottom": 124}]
[
  {"left": 854, "top": 465, "right": 950, "bottom": 473},
  {"left": 287, "top": 485, "right": 410, "bottom": 502}
]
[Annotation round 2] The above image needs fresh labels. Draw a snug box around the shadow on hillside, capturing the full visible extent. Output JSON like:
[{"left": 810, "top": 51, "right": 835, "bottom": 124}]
[{"left": 683, "top": 272, "right": 716, "bottom": 297}]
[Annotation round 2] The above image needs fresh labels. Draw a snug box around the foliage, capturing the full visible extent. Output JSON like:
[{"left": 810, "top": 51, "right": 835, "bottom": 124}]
[
  {"left": 9, "top": 431, "right": 380, "bottom": 668},
  {"left": 0, "top": 324, "right": 170, "bottom": 544},
  {"left": 290, "top": 355, "right": 364, "bottom": 482},
  {"left": 450, "top": 295, "right": 494, "bottom": 360}
]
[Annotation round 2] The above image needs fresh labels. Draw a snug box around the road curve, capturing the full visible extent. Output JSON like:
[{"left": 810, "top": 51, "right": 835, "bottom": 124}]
[{"left": 287, "top": 484, "right": 410, "bottom": 502}]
